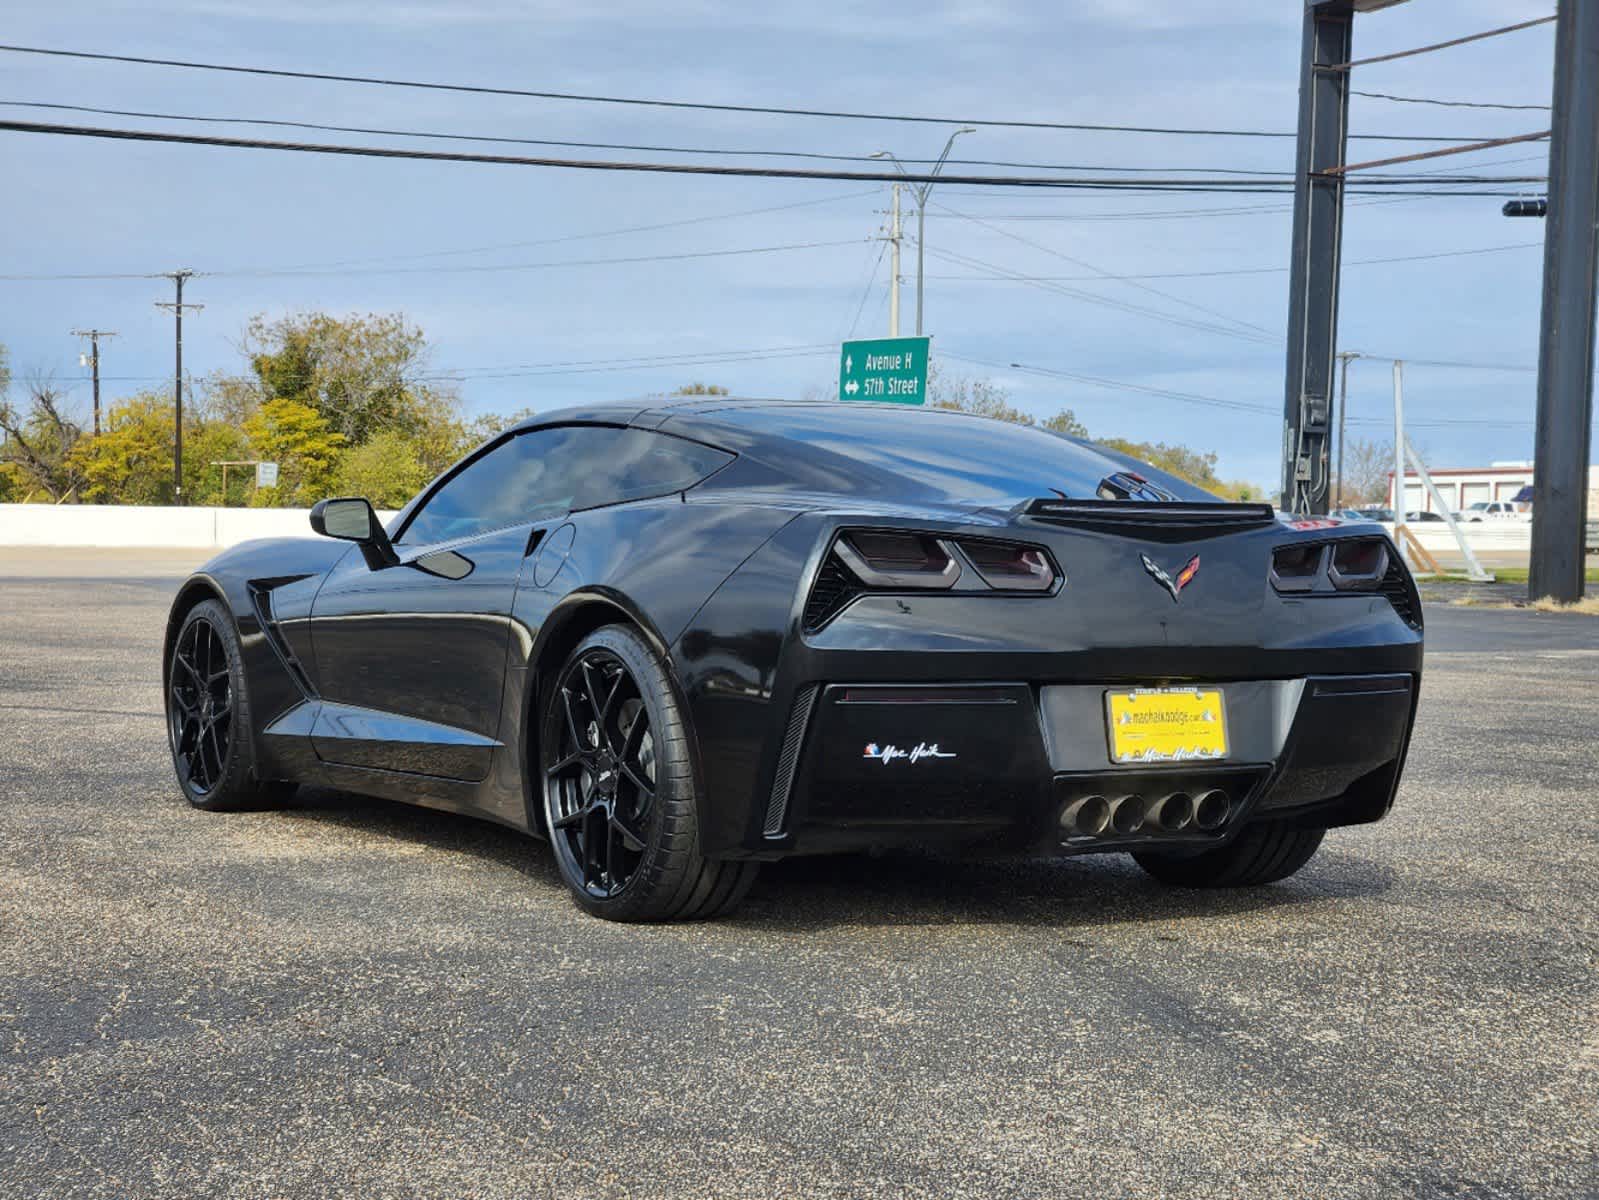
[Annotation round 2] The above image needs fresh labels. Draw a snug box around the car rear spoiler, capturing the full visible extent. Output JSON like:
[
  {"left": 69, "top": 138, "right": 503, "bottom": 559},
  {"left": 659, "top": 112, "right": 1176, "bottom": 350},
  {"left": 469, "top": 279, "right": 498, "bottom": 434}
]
[{"left": 1020, "top": 499, "right": 1278, "bottom": 542}]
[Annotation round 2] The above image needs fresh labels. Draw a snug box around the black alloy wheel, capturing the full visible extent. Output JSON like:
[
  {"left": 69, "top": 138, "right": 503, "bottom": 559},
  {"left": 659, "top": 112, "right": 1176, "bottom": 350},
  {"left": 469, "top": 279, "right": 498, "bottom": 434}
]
[
  {"left": 166, "top": 598, "right": 292, "bottom": 812},
  {"left": 540, "top": 625, "right": 758, "bottom": 922},
  {"left": 545, "top": 645, "right": 658, "bottom": 900},
  {"left": 169, "top": 613, "right": 234, "bottom": 797}
]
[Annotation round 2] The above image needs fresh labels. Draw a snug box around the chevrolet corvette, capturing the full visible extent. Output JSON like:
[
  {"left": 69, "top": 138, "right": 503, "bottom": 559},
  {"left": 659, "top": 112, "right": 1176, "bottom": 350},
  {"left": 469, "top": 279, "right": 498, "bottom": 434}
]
[{"left": 164, "top": 397, "right": 1422, "bottom": 921}]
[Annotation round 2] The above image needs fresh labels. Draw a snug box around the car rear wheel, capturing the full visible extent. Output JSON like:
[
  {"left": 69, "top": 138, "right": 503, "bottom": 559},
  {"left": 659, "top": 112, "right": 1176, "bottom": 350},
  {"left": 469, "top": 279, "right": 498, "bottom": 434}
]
[
  {"left": 541, "top": 624, "right": 758, "bottom": 922},
  {"left": 167, "top": 599, "right": 295, "bottom": 812},
  {"left": 1133, "top": 822, "right": 1325, "bottom": 887}
]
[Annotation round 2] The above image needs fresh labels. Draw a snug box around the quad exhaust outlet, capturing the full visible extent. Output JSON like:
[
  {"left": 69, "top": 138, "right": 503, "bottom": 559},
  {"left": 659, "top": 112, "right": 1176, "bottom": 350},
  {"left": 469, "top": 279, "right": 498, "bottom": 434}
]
[{"left": 1060, "top": 788, "right": 1235, "bottom": 841}]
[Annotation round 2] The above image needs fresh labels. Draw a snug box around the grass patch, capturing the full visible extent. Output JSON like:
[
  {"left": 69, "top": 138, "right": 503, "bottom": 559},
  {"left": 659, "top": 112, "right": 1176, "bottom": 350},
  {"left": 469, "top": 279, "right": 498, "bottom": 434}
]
[
  {"left": 1529, "top": 595, "right": 1599, "bottom": 615},
  {"left": 1423, "top": 567, "right": 1599, "bottom": 585}
]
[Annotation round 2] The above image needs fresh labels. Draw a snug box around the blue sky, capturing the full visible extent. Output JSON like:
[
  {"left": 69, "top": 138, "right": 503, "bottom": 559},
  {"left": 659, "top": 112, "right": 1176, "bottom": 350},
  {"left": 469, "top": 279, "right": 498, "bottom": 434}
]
[{"left": 0, "top": 0, "right": 1568, "bottom": 489}]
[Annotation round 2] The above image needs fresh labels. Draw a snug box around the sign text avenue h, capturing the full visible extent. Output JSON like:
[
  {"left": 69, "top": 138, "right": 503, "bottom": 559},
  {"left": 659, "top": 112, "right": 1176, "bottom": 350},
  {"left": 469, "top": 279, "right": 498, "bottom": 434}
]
[{"left": 838, "top": 337, "right": 930, "bottom": 405}]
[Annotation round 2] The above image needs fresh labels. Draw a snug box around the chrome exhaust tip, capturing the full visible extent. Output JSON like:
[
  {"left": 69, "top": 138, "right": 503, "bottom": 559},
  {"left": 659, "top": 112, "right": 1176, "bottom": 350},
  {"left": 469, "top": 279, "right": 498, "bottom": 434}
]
[
  {"left": 1110, "top": 794, "right": 1145, "bottom": 835},
  {"left": 1194, "top": 789, "right": 1231, "bottom": 831},
  {"left": 1153, "top": 792, "right": 1194, "bottom": 832},
  {"left": 1061, "top": 794, "right": 1110, "bottom": 837}
]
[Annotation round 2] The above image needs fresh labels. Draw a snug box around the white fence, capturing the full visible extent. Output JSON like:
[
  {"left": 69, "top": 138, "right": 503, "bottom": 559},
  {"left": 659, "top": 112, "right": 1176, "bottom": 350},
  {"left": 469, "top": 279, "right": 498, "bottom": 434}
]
[{"left": 0, "top": 504, "right": 397, "bottom": 549}]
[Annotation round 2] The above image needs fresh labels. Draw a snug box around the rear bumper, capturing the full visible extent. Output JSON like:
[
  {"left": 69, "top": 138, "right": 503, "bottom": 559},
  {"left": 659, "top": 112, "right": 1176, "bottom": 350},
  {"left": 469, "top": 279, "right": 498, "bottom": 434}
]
[{"left": 753, "top": 672, "right": 1418, "bottom": 858}]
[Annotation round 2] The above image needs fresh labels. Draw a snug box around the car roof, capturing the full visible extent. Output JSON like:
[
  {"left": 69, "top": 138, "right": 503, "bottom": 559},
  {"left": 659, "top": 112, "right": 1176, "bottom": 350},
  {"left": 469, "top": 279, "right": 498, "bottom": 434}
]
[{"left": 512, "top": 397, "right": 1217, "bottom": 506}]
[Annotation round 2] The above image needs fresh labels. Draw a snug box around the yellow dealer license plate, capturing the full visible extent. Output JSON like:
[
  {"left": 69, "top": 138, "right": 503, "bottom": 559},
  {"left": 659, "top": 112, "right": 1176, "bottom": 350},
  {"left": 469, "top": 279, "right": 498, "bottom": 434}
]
[{"left": 1105, "top": 687, "right": 1228, "bottom": 764}]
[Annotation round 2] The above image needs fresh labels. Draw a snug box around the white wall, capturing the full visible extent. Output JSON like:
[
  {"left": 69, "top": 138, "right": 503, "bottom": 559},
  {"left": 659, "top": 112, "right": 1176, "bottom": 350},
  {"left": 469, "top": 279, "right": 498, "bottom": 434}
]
[{"left": 0, "top": 504, "right": 398, "bottom": 549}]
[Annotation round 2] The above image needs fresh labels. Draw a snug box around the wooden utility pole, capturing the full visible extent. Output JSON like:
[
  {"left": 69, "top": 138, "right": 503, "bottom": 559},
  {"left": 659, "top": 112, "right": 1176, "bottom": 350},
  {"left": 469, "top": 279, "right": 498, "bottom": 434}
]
[
  {"left": 71, "top": 328, "right": 117, "bottom": 437},
  {"left": 156, "top": 271, "right": 202, "bottom": 504}
]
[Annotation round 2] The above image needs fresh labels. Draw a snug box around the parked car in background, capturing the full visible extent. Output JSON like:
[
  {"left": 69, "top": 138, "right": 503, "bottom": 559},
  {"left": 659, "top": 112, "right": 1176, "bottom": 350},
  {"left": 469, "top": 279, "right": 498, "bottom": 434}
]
[
  {"left": 1356, "top": 507, "right": 1394, "bottom": 522},
  {"left": 1461, "top": 501, "right": 1527, "bottom": 522},
  {"left": 1405, "top": 511, "right": 1446, "bottom": 523}
]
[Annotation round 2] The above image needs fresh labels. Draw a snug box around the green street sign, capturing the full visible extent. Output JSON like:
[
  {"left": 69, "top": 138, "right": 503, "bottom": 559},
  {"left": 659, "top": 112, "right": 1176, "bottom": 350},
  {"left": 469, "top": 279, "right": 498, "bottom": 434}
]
[{"left": 838, "top": 336, "right": 929, "bottom": 405}]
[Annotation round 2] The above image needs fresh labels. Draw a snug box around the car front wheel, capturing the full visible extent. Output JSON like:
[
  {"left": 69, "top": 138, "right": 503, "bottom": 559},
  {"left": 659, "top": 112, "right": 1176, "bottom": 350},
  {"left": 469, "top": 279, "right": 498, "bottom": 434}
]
[
  {"left": 540, "top": 624, "right": 757, "bottom": 922},
  {"left": 166, "top": 599, "right": 295, "bottom": 812}
]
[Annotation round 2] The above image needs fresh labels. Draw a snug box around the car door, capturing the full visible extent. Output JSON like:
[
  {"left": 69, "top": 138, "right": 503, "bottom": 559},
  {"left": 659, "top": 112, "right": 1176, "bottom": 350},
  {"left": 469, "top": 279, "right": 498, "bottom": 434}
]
[{"left": 307, "top": 427, "right": 583, "bottom": 780}]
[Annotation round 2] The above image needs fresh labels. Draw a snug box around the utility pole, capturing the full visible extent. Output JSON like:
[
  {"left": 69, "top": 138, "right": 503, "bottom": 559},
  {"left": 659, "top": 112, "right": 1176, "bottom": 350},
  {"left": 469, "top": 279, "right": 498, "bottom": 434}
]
[
  {"left": 1281, "top": 2, "right": 1355, "bottom": 516},
  {"left": 156, "top": 271, "right": 202, "bottom": 505},
  {"left": 1529, "top": 0, "right": 1599, "bottom": 604},
  {"left": 871, "top": 126, "right": 975, "bottom": 337},
  {"left": 888, "top": 183, "right": 902, "bottom": 338},
  {"left": 1335, "top": 350, "right": 1359, "bottom": 506},
  {"left": 71, "top": 328, "right": 117, "bottom": 437}
]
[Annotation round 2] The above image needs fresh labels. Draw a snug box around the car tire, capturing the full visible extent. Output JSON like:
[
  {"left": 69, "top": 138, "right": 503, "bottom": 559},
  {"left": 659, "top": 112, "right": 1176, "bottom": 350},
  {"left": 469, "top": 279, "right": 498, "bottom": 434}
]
[
  {"left": 167, "top": 599, "right": 296, "bottom": 812},
  {"left": 540, "top": 624, "right": 758, "bottom": 922},
  {"left": 1132, "top": 822, "right": 1325, "bottom": 888}
]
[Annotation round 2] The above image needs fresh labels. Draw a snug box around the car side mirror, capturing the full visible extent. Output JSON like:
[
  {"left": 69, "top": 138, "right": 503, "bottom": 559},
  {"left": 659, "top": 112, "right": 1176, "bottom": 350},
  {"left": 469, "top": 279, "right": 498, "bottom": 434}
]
[{"left": 310, "top": 497, "right": 399, "bottom": 570}]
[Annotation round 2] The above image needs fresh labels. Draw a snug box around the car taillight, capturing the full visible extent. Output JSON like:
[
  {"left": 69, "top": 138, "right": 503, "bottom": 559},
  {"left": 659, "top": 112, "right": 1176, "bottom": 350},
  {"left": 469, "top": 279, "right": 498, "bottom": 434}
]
[
  {"left": 958, "top": 538, "right": 1057, "bottom": 592},
  {"left": 834, "top": 531, "right": 962, "bottom": 589},
  {"left": 1328, "top": 538, "right": 1389, "bottom": 591},
  {"left": 1270, "top": 537, "right": 1390, "bottom": 594},
  {"left": 1269, "top": 543, "right": 1324, "bottom": 593}
]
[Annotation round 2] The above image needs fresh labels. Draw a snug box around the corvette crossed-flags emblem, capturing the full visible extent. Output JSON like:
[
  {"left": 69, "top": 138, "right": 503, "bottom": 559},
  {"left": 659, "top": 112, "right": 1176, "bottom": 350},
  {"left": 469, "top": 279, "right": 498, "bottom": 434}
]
[{"left": 1140, "top": 553, "right": 1201, "bottom": 603}]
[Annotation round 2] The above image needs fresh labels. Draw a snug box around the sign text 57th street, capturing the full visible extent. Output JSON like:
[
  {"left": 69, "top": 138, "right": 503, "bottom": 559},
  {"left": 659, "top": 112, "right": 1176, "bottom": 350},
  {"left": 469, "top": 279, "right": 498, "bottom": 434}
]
[{"left": 838, "top": 337, "right": 930, "bottom": 404}]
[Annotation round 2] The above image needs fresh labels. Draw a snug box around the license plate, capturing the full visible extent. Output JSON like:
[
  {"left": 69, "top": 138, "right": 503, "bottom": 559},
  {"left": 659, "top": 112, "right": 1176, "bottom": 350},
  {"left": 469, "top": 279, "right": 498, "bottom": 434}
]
[{"left": 1105, "top": 687, "right": 1228, "bottom": 764}]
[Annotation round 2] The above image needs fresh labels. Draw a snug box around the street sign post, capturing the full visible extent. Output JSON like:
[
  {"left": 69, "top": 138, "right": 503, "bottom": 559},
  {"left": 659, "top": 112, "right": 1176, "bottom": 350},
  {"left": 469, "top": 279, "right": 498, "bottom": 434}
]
[{"left": 838, "top": 337, "right": 929, "bottom": 405}]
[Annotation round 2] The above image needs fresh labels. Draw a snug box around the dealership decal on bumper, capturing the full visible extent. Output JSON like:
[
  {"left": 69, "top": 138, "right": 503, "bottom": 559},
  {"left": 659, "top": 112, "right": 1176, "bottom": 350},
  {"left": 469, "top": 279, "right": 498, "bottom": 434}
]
[{"left": 863, "top": 742, "right": 957, "bottom": 765}]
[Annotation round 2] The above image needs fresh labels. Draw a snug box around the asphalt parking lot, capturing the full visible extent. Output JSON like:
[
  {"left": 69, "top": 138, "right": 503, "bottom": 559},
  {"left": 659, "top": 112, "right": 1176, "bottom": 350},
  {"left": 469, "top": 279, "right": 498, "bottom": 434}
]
[{"left": 1, "top": 551, "right": 1595, "bottom": 1199}]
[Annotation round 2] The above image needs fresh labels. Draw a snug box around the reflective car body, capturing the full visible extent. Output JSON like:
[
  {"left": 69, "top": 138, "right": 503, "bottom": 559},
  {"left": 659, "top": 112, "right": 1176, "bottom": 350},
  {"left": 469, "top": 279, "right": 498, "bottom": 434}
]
[{"left": 165, "top": 398, "right": 1422, "bottom": 863}]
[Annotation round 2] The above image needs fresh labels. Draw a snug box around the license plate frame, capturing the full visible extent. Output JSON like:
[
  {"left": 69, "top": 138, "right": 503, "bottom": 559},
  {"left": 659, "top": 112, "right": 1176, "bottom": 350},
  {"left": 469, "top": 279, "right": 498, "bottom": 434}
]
[{"left": 1104, "top": 686, "right": 1228, "bottom": 765}]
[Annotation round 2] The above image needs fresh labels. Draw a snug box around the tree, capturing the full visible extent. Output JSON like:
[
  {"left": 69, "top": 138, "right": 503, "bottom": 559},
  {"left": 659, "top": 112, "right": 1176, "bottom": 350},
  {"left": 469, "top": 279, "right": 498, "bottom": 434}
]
[
  {"left": 333, "top": 429, "right": 435, "bottom": 508},
  {"left": 69, "top": 392, "right": 252, "bottom": 505},
  {"left": 242, "top": 397, "right": 345, "bottom": 507},
  {"left": 671, "top": 382, "right": 730, "bottom": 396},
  {"left": 0, "top": 375, "right": 85, "bottom": 501},
  {"left": 1339, "top": 437, "right": 1393, "bottom": 506},
  {"left": 927, "top": 361, "right": 1085, "bottom": 434},
  {"left": 241, "top": 311, "right": 460, "bottom": 445}
]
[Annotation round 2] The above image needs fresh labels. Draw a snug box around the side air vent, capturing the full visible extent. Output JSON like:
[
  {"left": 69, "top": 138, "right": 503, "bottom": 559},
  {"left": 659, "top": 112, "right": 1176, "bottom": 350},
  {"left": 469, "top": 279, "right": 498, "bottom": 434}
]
[
  {"left": 1023, "top": 499, "right": 1276, "bottom": 542},
  {"left": 802, "top": 554, "right": 863, "bottom": 632},
  {"left": 1379, "top": 557, "right": 1424, "bottom": 630},
  {"left": 763, "top": 685, "right": 818, "bottom": 837}
]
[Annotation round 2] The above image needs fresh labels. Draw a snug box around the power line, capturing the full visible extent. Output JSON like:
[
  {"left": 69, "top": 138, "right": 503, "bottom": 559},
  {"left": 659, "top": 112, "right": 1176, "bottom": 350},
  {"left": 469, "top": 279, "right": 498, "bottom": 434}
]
[
  {"left": 0, "top": 238, "right": 868, "bottom": 282},
  {"left": 932, "top": 199, "right": 1278, "bottom": 338},
  {"left": 0, "top": 99, "right": 1296, "bottom": 172},
  {"left": 919, "top": 242, "right": 1281, "bottom": 346},
  {"left": 0, "top": 43, "right": 1508, "bottom": 143},
  {"left": 0, "top": 118, "right": 1303, "bottom": 189},
  {"left": 925, "top": 240, "right": 1542, "bottom": 283},
  {"left": 268, "top": 190, "right": 880, "bottom": 272},
  {"left": 1352, "top": 90, "right": 1550, "bottom": 112},
  {"left": 6, "top": 118, "right": 1543, "bottom": 195},
  {"left": 1323, "top": 15, "right": 1557, "bottom": 73},
  {"left": 950, "top": 352, "right": 1537, "bottom": 428}
]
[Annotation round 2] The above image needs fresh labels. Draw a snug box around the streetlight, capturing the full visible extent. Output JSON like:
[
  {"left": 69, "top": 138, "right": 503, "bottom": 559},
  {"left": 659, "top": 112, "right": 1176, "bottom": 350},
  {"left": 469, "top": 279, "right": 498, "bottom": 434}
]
[{"left": 871, "top": 126, "right": 976, "bottom": 336}]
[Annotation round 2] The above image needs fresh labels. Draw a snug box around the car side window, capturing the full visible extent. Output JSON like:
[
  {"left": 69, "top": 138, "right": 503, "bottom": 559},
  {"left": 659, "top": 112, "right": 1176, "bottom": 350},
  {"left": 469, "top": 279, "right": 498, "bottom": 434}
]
[
  {"left": 398, "top": 426, "right": 732, "bottom": 546},
  {"left": 398, "top": 427, "right": 580, "bottom": 546},
  {"left": 574, "top": 427, "right": 732, "bottom": 509}
]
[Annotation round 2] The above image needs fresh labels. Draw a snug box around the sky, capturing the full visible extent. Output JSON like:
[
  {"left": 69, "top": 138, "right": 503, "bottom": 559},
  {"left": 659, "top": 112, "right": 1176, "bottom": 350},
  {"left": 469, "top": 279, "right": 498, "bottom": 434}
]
[{"left": 0, "top": 0, "right": 1571, "bottom": 491}]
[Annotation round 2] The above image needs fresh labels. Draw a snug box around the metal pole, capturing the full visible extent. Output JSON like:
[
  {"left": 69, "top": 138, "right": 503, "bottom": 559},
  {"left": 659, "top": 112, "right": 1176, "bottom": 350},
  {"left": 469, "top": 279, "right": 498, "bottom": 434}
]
[
  {"left": 915, "top": 199, "right": 926, "bottom": 337},
  {"left": 1393, "top": 360, "right": 1406, "bottom": 522},
  {"left": 1336, "top": 350, "right": 1358, "bottom": 505},
  {"left": 1529, "top": 0, "right": 1599, "bottom": 603},
  {"left": 1281, "top": 1, "right": 1353, "bottom": 515},
  {"left": 888, "top": 184, "right": 901, "bottom": 338}
]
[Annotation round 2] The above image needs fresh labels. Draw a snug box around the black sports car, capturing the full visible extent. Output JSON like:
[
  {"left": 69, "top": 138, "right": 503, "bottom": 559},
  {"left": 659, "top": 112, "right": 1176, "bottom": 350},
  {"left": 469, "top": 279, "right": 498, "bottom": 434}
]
[{"left": 164, "top": 398, "right": 1422, "bottom": 921}]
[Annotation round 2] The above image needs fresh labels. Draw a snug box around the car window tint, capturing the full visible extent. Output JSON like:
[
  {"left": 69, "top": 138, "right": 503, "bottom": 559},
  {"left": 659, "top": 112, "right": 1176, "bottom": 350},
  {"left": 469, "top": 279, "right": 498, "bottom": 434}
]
[
  {"left": 400, "top": 426, "right": 730, "bottom": 545},
  {"left": 578, "top": 427, "right": 732, "bottom": 508}
]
